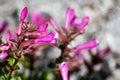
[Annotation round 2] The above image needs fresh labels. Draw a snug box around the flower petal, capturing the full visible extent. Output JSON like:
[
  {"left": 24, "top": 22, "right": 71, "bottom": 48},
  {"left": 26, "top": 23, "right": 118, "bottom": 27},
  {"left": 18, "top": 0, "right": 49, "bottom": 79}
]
[
  {"left": 6, "top": 30, "right": 11, "bottom": 46},
  {"left": 78, "top": 16, "right": 89, "bottom": 30},
  {"left": 58, "top": 62, "right": 69, "bottom": 80},
  {"left": 38, "top": 24, "right": 48, "bottom": 32},
  {"left": 73, "top": 39, "right": 98, "bottom": 51},
  {"left": 65, "top": 8, "right": 75, "bottom": 30},
  {"left": 20, "top": 7, "right": 28, "bottom": 21},
  {"left": 30, "top": 10, "right": 47, "bottom": 25},
  {"left": 34, "top": 32, "right": 55, "bottom": 43},
  {"left": 50, "top": 18, "right": 60, "bottom": 31}
]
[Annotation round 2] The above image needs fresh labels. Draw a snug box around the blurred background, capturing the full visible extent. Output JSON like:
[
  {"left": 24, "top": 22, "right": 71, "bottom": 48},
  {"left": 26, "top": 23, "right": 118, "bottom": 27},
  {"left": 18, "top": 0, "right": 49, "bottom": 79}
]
[{"left": 0, "top": 0, "right": 120, "bottom": 80}]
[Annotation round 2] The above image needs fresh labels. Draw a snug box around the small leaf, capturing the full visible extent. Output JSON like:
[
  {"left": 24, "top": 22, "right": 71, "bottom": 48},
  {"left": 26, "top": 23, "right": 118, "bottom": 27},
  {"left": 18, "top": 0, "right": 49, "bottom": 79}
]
[
  {"left": 8, "top": 57, "right": 15, "bottom": 66},
  {"left": 40, "top": 71, "right": 54, "bottom": 80}
]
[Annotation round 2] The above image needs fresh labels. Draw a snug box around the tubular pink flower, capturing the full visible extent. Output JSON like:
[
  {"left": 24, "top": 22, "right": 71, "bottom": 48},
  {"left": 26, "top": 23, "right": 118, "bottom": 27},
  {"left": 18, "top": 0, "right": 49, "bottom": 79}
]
[
  {"left": 78, "top": 16, "right": 89, "bottom": 30},
  {"left": 38, "top": 23, "right": 48, "bottom": 32},
  {"left": 6, "top": 30, "right": 11, "bottom": 46},
  {"left": 58, "top": 62, "right": 69, "bottom": 80},
  {"left": 34, "top": 32, "right": 55, "bottom": 43},
  {"left": 30, "top": 10, "right": 46, "bottom": 25},
  {"left": 0, "top": 52, "right": 8, "bottom": 60},
  {"left": 99, "top": 47, "right": 111, "bottom": 58},
  {"left": 65, "top": 8, "right": 75, "bottom": 30},
  {"left": 49, "top": 18, "right": 60, "bottom": 31},
  {"left": 72, "top": 39, "right": 98, "bottom": 51},
  {"left": 0, "top": 21, "right": 8, "bottom": 34},
  {"left": 20, "top": 7, "right": 28, "bottom": 21},
  {"left": 50, "top": 18, "right": 65, "bottom": 40},
  {"left": 73, "top": 51, "right": 85, "bottom": 61}
]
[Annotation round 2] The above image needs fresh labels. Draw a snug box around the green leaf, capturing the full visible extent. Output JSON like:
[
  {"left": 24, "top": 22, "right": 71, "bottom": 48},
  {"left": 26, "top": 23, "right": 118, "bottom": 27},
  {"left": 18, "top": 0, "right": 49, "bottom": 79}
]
[
  {"left": 40, "top": 71, "right": 54, "bottom": 80},
  {"left": 8, "top": 57, "right": 15, "bottom": 66},
  {"left": 16, "top": 76, "right": 22, "bottom": 80}
]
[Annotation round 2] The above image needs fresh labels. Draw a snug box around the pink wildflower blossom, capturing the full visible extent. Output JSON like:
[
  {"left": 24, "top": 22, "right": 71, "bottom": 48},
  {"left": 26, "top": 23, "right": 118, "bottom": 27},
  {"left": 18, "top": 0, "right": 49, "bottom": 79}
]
[
  {"left": 58, "top": 62, "right": 69, "bottom": 80},
  {"left": 78, "top": 16, "right": 89, "bottom": 30},
  {"left": 99, "top": 47, "right": 111, "bottom": 58},
  {"left": 65, "top": 8, "right": 75, "bottom": 30},
  {"left": 20, "top": 7, "right": 28, "bottom": 21},
  {"left": 72, "top": 39, "right": 98, "bottom": 51},
  {"left": 30, "top": 10, "right": 47, "bottom": 25},
  {"left": 34, "top": 32, "right": 57, "bottom": 44}
]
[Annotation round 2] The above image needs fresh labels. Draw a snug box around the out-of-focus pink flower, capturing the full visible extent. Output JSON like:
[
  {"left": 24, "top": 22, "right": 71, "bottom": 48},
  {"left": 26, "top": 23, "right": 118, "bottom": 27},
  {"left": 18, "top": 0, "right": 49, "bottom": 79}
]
[
  {"left": 50, "top": 18, "right": 65, "bottom": 40},
  {"left": 58, "top": 62, "right": 69, "bottom": 80},
  {"left": 20, "top": 7, "right": 28, "bottom": 21},
  {"left": 72, "top": 39, "right": 98, "bottom": 51},
  {"left": 0, "top": 21, "right": 8, "bottom": 34},
  {"left": 0, "top": 52, "right": 8, "bottom": 60},
  {"left": 49, "top": 18, "right": 60, "bottom": 32},
  {"left": 65, "top": 8, "right": 75, "bottom": 30},
  {"left": 78, "top": 16, "right": 89, "bottom": 30},
  {"left": 34, "top": 32, "right": 57, "bottom": 44},
  {"left": 6, "top": 30, "right": 11, "bottom": 46},
  {"left": 99, "top": 47, "right": 111, "bottom": 58},
  {"left": 30, "top": 10, "right": 47, "bottom": 25},
  {"left": 72, "top": 50, "right": 85, "bottom": 61}
]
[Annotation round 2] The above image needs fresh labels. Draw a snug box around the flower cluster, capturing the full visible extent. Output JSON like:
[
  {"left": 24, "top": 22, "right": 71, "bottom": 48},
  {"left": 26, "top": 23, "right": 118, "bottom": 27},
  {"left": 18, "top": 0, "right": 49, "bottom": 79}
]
[
  {"left": 0, "top": 7, "right": 111, "bottom": 80},
  {"left": 0, "top": 7, "right": 57, "bottom": 60},
  {"left": 49, "top": 8, "right": 110, "bottom": 80}
]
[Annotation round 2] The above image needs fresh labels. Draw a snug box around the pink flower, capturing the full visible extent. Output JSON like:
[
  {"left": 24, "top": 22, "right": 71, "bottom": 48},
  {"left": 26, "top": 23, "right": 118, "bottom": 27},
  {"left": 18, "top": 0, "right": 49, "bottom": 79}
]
[
  {"left": 49, "top": 18, "right": 60, "bottom": 32},
  {"left": 0, "top": 52, "right": 8, "bottom": 60},
  {"left": 72, "top": 39, "right": 98, "bottom": 51},
  {"left": 30, "top": 10, "right": 47, "bottom": 25},
  {"left": 20, "top": 7, "right": 28, "bottom": 21},
  {"left": 78, "top": 16, "right": 89, "bottom": 30},
  {"left": 6, "top": 30, "right": 11, "bottom": 46},
  {"left": 50, "top": 18, "right": 65, "bottom": 40},
  {"left": 99, "top": 47, "right": 111, "bottom": 58},
  {"left": 58, "top": 62, "right": 69, "bottom": 80},
  {"left": 65, "top": 8, "right": 75, "bottom": 30},
  {"left": 38, "top": 23, "right": 48, "bottom": 32},
  {"left": 34, "top": 32, "right": 57, "bottom": 44},
  {"left": 49, "top": 38, "right": 58, "bottom": 44}
]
